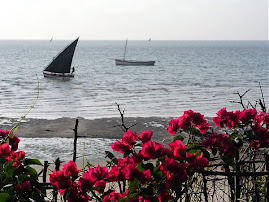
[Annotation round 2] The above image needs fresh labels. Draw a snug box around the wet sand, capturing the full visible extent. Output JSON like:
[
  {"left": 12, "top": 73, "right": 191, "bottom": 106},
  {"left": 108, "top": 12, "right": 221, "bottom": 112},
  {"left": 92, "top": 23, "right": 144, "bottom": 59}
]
[{"left": 0, "top": 116, "right": 176, "bottom": 142}]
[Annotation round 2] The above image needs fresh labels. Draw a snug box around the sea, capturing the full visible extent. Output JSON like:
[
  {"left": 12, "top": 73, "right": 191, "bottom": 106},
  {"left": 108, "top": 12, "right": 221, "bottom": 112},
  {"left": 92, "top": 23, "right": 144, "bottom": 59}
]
[{"left": 0, "top": 40, "right": 268, "bottom": 163}]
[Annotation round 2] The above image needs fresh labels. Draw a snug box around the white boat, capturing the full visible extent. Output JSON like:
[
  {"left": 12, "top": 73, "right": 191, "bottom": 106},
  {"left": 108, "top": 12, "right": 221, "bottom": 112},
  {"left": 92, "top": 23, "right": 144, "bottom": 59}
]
[
  {"left": 115, "top": 59, "right": 155, "bottom": 66},
  {"left": 115, "top": 39, "right": 155, "bottom": 66},
  {"left": 43, "top": 38, "right": 79, "bottom": 78}
]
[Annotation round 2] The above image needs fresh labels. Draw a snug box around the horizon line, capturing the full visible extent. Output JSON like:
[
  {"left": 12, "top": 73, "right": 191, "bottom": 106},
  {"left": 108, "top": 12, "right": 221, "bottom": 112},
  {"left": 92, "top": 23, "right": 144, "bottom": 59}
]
[{"left": 0, "top": 38, "right": 268, "bottom": 41}]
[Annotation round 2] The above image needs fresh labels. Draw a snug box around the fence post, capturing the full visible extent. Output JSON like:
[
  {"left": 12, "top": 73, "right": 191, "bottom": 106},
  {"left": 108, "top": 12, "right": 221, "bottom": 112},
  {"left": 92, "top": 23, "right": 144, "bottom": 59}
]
[
  {"left": 53, "top": 158, "right": 61, "bottom": 202},
  {"left": 266, "top": 154, "right": 269, "bottom": 202},
  {"left": 235, "top": 153, "right": 240, "bottom": 201},
  {"left": 202, "top": 173, "right": 208, "bottom": 202},
  {"left": 43, "top": 161, "right": 48, "bottom": 183},
  {"left": 224, "top": 165, "right": 235, "bottom": 201},
  {"left": 73, "top": 119, "right": 79, "bottom": 162}
]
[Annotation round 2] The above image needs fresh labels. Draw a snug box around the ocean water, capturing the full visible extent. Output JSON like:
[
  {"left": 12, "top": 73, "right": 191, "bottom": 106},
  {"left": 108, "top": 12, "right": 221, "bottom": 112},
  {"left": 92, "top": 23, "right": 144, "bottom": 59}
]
[
  {"left": 19, "top": 137, "right": 118, "bottom": 164},
  {"left": 0, "top": 40, "right": 268, "bottom": 120}
]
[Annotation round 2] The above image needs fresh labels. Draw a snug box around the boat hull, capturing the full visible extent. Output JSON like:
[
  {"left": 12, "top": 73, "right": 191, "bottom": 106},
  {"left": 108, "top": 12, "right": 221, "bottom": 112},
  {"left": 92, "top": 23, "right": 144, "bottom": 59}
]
[
  {"left": 43, "top": 72, "right": 74, "bottom": 78},
  {"left": 115, "top": 59, "right": 155, "bottom": 66}
]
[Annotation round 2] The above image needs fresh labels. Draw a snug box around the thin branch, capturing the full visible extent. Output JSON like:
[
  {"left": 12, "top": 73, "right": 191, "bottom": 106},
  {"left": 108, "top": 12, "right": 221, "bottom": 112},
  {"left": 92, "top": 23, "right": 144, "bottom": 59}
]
[
  {"left": 259, "top": 82, "right": 267, "bottom": 112},
  {"left": 230, "top": 89, "right": 251, "bottom": 110},
  {"left": 112, "top": 103, "right": 139, "bottom": 132}
]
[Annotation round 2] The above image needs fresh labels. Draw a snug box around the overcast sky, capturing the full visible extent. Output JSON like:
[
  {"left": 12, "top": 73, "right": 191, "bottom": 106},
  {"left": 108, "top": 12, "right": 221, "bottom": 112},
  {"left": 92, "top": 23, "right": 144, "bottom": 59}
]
[{"left": 0, "top": 0, "right": 267, "bottom": 40}]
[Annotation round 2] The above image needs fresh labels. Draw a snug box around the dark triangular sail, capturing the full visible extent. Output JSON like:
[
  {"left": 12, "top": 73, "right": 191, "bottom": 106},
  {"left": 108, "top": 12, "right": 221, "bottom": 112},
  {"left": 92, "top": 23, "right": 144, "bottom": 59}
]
[{"left": 43, "top": 38, "right": 79, "bottom": 73}]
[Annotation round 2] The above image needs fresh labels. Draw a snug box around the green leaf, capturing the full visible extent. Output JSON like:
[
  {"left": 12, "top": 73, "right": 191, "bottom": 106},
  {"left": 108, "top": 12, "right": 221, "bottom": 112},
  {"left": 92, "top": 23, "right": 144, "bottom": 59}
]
[
  {"left": 129, "top": 179, "right": 138, "bottom": 193},
  {"left": 0, "top": 193, "right": 10, "bottom": 202},
  {"left": 136, "top": 163, "right": 144, "bottom": 172},
  {"left": 229, "top": 130, "right": 240, "bottom": 141},
  {"left": 123, "top": 150, "right": 132, "bottom": 157},
  {"left": 24, "top": 158, "right": 42, "bottom": 166},
  {"left": 30, "top": 191, "right": 44, "bottom": 202},
  {"left": 233, "top": 138, "right": 243, "bottom": 149},
  {"left": 141, "top": 186, "right": 154, "bottom": 195},
  {"left": 128, "top": 192, "right": 139, "bottom": 199},
  {"left": 173, "top": 135, "right": 184, "bottom": 142},
  {"left": 119, "top": 198, "right": 128, "bottom": 202},
  {"left": 211, "top": 148, "right": 218, "bottom": 156},
  {"left": 3, "top": 161, "right": 15, "bottom": 171},
  {"left": 24, "top": 166, "right": 38, "bottom": 180},
  {"left": 5, "top": 167, "right": 16, "bottom": 178},
  {"left": 187, "top": 148, "right": 198, "bottom": 154},
  {"left": 142, "top": 163, "right": 154, "bottom": 173},
  {"left": 9, "top": 132, "right": 14, "bottom": 138},
  {"left": 201, "top": 149, "right": 210, "bottom": 160},
  {"left": 187, "top": 145, "right": 203, "bottom": 154},
  {"left": 188, "top": 127, "right": 199, "bottom": 135},
  {"left": 221, "top": 155, "right": 235, "bottom": 167},
  {"left": 18, "top": 174, "right": 30, "bottom": 184},
  {"left": 31, "top": 180, "right": 46, "bottom": 194}
]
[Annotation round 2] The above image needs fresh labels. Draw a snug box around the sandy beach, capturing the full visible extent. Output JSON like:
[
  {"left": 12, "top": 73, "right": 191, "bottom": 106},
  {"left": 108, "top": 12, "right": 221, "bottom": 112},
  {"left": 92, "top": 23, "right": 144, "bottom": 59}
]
[{"left": 0, "top": 116, "right": 176, "bottom": 143}]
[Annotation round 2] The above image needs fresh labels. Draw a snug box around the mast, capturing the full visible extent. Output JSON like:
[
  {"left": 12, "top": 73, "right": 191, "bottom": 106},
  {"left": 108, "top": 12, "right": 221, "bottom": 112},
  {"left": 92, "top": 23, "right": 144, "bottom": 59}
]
[{"left": 123, "top": 38, "right": 128, "bottom": 60}]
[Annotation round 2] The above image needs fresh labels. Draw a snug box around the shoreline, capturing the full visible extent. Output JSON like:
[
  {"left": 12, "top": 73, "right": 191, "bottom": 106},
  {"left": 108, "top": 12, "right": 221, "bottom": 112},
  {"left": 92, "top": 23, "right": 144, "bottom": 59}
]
[{"left": 0, "top": 116, "right": 176, "bottom": 142}]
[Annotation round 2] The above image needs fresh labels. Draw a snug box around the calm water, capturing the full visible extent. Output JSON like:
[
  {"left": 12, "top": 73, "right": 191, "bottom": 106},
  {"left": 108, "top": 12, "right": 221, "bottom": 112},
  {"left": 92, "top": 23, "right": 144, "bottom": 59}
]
[
  {"left": 19, "top": 137, "right": 117, "bottom": 164},
  {"left": 0, "top": 40, "right": 268, "bottom": 120}
]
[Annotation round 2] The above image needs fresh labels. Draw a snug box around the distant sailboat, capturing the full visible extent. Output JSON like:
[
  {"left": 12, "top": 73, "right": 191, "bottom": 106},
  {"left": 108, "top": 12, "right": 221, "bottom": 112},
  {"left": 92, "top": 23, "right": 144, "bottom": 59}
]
[
  {"left": 43, "top": 38, "right": 79, "bottom": 78},
  {"left": 50, "top": 37, "right": 53, "bottom": 42},
  {"left": 148, "top": 38, "right": 151, "bottom": 42},
  {"left": 115, "top": 38, "right": 155, "bottom": 66}
]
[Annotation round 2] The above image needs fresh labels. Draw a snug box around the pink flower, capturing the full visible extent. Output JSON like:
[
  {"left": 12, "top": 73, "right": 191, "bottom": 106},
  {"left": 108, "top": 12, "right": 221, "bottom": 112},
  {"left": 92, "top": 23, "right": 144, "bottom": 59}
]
[
  {"left": 171, "top": 110, "right": 210, "bottom": 133},
  {"left": 0, "top": 129, "right": 9, "bottom": 137},
  {"left": 219, "top": 136, "right": 238, "bottom": 156},
  {"left": 239, "top": 109, "right": 258, "bottom": 125},
  {"left": 63, "top": 161, "right": 80, "bottom": 178},
  {"left": 108, "top": 166, "right": 125, "bottom": 182},
  {"left": 78, "top": 177, "right": 94, "bottom": 191},
  {"left": 249, "top": 140, "right": 260, "bottom": 151},
  {"left": 141, "top": 141, "right": 165, "bottom": 159},
  {"left": 111, "top": 140, "right": 132, "bottom": 154},
  {"left": 143, "top": 195, "right": 157, "bottom": 202},
  {"left": 158, "top": 191, "right": 173, "bottom": 202},
  {"left": 123, "top": 164, "right": 151, "bottom": 184},
  {"left": 122, "top": 130, "right": 137, "bottom": 146},
  {"left": 49, "top": 170, "right": 72, "bottom": 193},
  {"left": 94, "top": 180, "right": 106, "bottom": 193},
  {"left": 186, "top": 153, "right": 209, "bottom": 171},
  {"left": 202, "top": 133, "right": 225, "bottom": 149},
  {"left": 86, "top": 165, "right": 108, "bottom": 182},
  {"left": 167, "top": 118, "right": 180, "bottom": 135},
  {"left": 9, "top": 135, "right": 20, "bottom": 151},
  {"left": 213, "top": 108, "right": 240, "bottom": 129},
  {"left": 123, "top": 164, "right": 141, "bottom": 181},
  {"left": 103, "top": 191, "right": 123, "bottom": 202},
  {"left": 138, "top": 130, "right": 153, "bottom": 143},
  {"left": 191, "top": 111, "right": 206, "bottom": 126},
  {"left": 198, "top": 121, "right": 210, "bottom": 134},
  {"left": 159, "top": 156, "right": 188, "bottom": 189},
  {"left": 203, "top": 133, "right": 238, "bottom": 157},
  {"left": 0, "top": 143, "right": 12, "bottom": 158},
  {"left": 169, "top": 140, "right": 187, "bottom": 158},
  {"left": 256, "top": 128, "right": 269, "bottom": 148},
  {"left": 14, "top": 181, "right": 32, "bottom": 192},
  {"left": 178, "top": 111, "right": 192, "bottom": 130}
]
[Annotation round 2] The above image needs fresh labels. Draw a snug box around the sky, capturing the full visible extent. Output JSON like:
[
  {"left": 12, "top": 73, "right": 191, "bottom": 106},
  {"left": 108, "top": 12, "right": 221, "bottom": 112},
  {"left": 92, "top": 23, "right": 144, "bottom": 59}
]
[{"left": 0, "top": 0, "right": 267, "bottom": 40}]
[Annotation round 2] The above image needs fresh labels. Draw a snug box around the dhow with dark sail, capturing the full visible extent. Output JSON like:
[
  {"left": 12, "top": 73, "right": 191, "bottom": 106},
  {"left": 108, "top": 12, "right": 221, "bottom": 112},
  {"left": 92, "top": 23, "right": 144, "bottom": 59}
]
[{"left": 43, "top": 37, "right": 79, "bottom": 78}]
